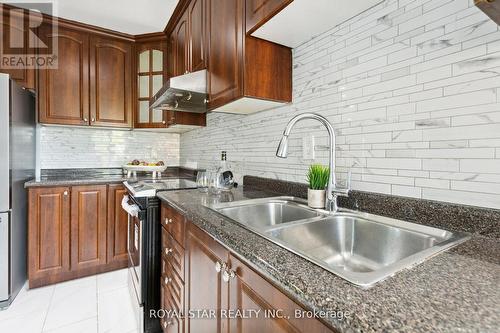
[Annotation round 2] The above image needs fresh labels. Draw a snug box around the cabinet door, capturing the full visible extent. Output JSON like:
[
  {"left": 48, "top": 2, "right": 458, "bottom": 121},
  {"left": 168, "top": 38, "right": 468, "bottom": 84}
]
[
  {"left": 165, "top": 111, "right": 206, "bottom": 128},
  {"left": 135, "top": 40, "right": 168, "bottom": 129},
  {"left": 245, "top": 0, "right": 293, "bottom": 34},
  {"left": 28, "top": 187, "right": 71, "bottom": 287},
  {"left": 107, "top": 185, "right": 128, "bottom": 268},
  {"left": 207, "top": 0, "right": 244, "bottom": 110},
  {"left": 0, "top": 7, "right": 35, "bottom": 89},
  {"left": 38, "top": 26, "right": 90, "bottom": 125},
  {"left": 186, "top": 224, "right": 229, "bottom": 333},
  {"left": 174, "top": 11, "right": 189, "bottom": 77},
  {"left": 188, "top": 0, "right": 206, "bottom": 72},
  {"left": 70, "top": 185, "right": 107, "bottom": 272},
  {"left": 89, "top": 36, "right": 133, "bottom": 128},
  {"left": 228, "top": 254, "right": 333, "bottom": 333}
]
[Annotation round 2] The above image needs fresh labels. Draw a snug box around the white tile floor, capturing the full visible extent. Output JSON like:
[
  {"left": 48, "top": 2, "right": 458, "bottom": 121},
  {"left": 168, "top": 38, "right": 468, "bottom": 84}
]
[{"left": 0, "top": 269, "right": 138, "bottom": 333}]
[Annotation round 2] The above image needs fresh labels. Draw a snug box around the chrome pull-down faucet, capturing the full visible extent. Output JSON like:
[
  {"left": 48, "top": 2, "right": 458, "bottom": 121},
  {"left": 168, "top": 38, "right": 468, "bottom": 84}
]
[{"left": 276, "top": 113, "right": 349, "bottom": 212}]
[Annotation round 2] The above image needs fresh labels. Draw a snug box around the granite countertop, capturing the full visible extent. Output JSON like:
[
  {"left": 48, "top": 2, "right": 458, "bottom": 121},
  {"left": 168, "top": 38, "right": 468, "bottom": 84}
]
[
  {"left": 157, "top": 187, "right": 500, "bottom": 333},
  {"left": 24, "top": 167, "right": 199, "bottom": 188}
]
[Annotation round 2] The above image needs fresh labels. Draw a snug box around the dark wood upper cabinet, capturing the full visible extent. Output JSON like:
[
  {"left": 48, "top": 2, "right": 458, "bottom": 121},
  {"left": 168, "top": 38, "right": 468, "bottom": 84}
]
[
  {"left": 70, "top": 185, "right": 107, "bottom": 273},
  {"left": 475, "top": 0, "right": 500, "bottom": 25},
  {"left": 38, "top": 25, "right": 90, "bottom": 126},
  {"left": 28, "top": 187, "right": 71, "bottom": 288},
  {"left": 89, "top": 36, "right": 133, "bottom": 128},
  {"left": 38, "top": 24, "right": 133, "bottom": 128},
  {"left": 173, "top": 11, "right": 189, "bottom": 77},
  {"left": 107, "top": 184, "right": 129, "bottom": 267},
  {"left": 206, "top": 0, "right": 292, "bottom": 112},
  {"left": 188, "top": 0, "right": 206, "bottom": 72},
  {"left": 135, "top": 35, "right": 169, "bottom": 128},
  {"left": 167, "top": 0, "right": 207, "bottom": 77},
  {"left": 0, "top": 6, "right": 35, "bottom": 89},
  {"left": 245, "top": 0, "right": 293, "bottom": 34},
  {"left": 207, "top": 0, "right": 245, "bottom": 110}
]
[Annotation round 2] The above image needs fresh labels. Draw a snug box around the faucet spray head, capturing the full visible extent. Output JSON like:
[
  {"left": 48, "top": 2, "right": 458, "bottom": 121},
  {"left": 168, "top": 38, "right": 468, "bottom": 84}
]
[{"left": 276, "top": 135, "right": 289, "bottom": 158}]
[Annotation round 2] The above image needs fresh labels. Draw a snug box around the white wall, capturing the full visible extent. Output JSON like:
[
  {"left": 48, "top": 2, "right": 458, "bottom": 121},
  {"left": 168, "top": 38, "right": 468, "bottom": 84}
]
[
  {"left": 39, "top": 126, "right": 180, "bottom": 169},
  {"left": 180, "top": 0, "right": 500, "bottom": 209}
]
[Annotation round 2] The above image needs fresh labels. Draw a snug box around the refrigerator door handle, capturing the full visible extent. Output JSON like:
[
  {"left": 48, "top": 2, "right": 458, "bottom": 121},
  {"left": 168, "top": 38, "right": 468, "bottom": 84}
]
[{"left": 0, "top": 74, "right": 10, "bottom": 212}]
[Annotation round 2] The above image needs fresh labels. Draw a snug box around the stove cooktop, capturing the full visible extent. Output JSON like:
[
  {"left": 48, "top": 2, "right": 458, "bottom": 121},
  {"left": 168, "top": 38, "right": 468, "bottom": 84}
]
[{"left": 124, "top": 178, "right": 197, "bottom": 198}]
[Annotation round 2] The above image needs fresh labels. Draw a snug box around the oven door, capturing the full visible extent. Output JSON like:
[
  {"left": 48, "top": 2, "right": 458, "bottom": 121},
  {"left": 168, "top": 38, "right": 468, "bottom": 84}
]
[
  {"left": 122, "top": 196, "right": 143, "bottom": 304},
  {"left": 128, "top": 214, "right": 142, "bottom": 302}
]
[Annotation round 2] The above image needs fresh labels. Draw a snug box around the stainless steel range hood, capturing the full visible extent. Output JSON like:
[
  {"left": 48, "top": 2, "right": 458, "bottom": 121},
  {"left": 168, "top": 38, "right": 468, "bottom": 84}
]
[{"left": 150, "top": 70, "right": 208, "bottom": 113}]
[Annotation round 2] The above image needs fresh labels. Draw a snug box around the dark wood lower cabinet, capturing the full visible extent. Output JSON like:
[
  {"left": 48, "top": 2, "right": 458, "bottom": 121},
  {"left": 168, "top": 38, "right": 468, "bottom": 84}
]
[
  {"left": 28, "top": 187, "right": 71, "bottom": 287},
  {"left": 70, "top": 185, "right": 108, "bottom": 272},
  {"left": 161, "top": 202, "right": 335, "bottom": 333},
  {"left": 228, "top": 255, "right": 333, "bottom": 333},
  {"left": 28, "top": 184, "right": 129, "bottom": 288},
  {"left": 107, "top": 184, "right": 129, "bottom": 267},
  {"left": 184, "top": 224, "right": 229, "bottom": 333}
]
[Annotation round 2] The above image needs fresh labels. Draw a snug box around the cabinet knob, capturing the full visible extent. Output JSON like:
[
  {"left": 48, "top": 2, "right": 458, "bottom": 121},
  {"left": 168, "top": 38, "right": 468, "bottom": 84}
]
[
  {"left": 83, "top": 118, "right": 88, "bottom": 122},
  {"left": 91, "top": 117, "right": 95, "bottom": 122},
  {"left": 162, "top": 120, "right": 166, "bottom": 125},
  {"left": 63, "top": 191, "right": 68, "bottom": 196},
  {"left": 222, "top": 268, "right": 235, "bottom": 283},
  {"left": 185, "top": 70, "right": 189, "bottom": 74},
  {"left": 164, "top": 218, "right": 173, "bottom": 225},
  {"left": 164, "top": 248, "right": 173, "bottom": 255},
  {"left": 215, "top": 261, "right": 226, "bottom": 273},
  {"left": 164, "top": 276, "right": 171, "bottom": 284},
  {"left": 163, "top": 320, "right": 172, "bottom": 328}
]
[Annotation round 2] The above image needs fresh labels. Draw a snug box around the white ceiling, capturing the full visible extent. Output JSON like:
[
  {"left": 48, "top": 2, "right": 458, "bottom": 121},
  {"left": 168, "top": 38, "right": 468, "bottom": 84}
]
[
  {"left": 7, "top": 0, "right": 179, "bottom": 35},
  {"left": 252, "top": 0, "right": 383, "bottom": 48}
]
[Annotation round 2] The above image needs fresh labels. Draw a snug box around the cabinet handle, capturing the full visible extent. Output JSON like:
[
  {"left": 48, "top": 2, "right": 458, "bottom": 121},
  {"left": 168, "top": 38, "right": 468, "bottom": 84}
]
[
  {"left": 164, "top": 218, "right": 173, "bottom": 225},
  {"left": 164, "top": 276, "right": 171, "bottom": 284},
  {"left": 164, "top": 248, "right": 173, "bottom": 255},
  {"left": 222, "top": 268, "right": 235, "bottom": 283},
  {"left": 215, "top": 261, "right": 226, "bottom": 273}
]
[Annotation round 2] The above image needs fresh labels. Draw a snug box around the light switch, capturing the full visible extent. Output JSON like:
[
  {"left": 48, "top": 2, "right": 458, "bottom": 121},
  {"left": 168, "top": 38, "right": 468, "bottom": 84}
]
[{"left": 303, "top": 135, "right": 315, "bottom": 160}]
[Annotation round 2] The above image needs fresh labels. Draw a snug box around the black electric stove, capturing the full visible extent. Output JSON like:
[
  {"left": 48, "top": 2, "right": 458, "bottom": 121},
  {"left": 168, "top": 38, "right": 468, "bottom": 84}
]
[{"left": 122, "top": 178, "right": 197, "bottom": 333}]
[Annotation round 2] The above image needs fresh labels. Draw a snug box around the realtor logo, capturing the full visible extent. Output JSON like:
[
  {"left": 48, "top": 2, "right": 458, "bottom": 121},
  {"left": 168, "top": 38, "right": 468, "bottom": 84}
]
[{"left": 0, "top": 1, "right": 58, "bottom": 69}]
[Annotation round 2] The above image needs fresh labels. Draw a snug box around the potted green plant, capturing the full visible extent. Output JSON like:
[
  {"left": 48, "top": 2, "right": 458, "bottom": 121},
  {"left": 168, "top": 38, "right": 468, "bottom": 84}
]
[{"left": 306, "top": 164, "right": 330, "bottom": 208}]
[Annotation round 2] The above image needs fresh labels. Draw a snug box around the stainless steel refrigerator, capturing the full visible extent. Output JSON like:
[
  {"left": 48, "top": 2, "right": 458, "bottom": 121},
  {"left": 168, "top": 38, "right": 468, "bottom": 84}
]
[{"left": 0, "top": 73, "right": 36, "bottom": 309}]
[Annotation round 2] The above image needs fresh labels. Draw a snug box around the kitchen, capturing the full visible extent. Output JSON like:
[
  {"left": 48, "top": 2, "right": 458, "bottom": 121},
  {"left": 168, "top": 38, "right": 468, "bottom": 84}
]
[{"left": 0, "top": 0, "right": 499, "bottom": 332}]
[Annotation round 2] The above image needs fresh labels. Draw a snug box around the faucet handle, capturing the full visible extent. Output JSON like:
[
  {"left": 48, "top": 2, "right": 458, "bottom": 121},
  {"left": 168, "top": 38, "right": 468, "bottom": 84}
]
[{"left": 333, "top": 187, "right": 350, "bottom": 197}]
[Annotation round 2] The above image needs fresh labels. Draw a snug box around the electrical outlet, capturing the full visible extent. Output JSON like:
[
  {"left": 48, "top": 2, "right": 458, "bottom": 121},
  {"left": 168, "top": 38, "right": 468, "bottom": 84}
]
[{"left": 302, "top": 135, "right": 315, "bottom": 160}]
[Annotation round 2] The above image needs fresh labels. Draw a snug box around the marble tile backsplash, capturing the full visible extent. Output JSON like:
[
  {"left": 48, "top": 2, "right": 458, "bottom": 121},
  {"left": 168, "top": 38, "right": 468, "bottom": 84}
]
[
  {"left": 40, "top": 126, "right": 180, "bottom": 169},
  {"left": 180, "top": 0, "right": 500, "bottom": 209}
]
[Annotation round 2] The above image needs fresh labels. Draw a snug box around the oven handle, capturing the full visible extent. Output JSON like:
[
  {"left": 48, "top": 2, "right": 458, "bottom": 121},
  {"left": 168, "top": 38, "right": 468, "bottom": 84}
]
[{"left": 122, "top": 195, "right": 140, "bottom": 217}]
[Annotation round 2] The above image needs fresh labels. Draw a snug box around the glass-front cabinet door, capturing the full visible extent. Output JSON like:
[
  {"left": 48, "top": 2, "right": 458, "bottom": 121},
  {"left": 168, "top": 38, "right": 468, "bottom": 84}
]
[{"left": 135, "top": 40, "right": 167, "bottom": 128}]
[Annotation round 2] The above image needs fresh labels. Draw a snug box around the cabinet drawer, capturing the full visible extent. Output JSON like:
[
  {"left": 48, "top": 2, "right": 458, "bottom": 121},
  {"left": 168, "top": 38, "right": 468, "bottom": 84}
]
[
  {"left": 162, "top": 259, "right": 185, "bottom": 312},
  {"left": 161, "top": 205, "right": 185, "bottom": 246},
  {"left": 161, "top": 282, "right": 184, "bottom": 333},
  {"left": 162, "top": 227, "right": 185, "bottom": 281}
]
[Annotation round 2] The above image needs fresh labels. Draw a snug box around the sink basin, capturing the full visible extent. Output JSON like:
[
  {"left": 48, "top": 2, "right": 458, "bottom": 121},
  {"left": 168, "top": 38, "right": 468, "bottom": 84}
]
[
  {"left": 207, "top": 197, "right": 469, "bottom": 288},
  {"left": 212, "top": 197, "right": 324, "bottom": 230}
]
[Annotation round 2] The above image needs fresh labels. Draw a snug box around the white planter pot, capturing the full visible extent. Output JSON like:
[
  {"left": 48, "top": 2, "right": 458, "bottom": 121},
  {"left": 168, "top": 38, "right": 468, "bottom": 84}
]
[{"left": 308, "top": 189, "right": 325, "bottom": 209}]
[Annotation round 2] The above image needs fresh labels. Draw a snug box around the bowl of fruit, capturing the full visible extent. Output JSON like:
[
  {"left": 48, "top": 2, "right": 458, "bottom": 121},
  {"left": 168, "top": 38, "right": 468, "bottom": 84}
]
[{"left": 123, "top": 160, "right": 167, "bottom": 178}]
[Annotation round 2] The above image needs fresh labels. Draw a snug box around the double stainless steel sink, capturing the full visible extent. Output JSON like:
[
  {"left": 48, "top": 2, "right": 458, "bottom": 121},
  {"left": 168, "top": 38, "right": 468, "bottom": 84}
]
[{"left": 207, "top": 197, "right": 469, "bottom": 288}]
